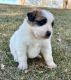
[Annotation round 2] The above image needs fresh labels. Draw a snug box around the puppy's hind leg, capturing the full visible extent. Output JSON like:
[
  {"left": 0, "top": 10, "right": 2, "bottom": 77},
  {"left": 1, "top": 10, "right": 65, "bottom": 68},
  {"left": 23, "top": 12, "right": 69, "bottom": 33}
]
[{"left": 9, "top": 44, "right": 18, "bottom": 62}]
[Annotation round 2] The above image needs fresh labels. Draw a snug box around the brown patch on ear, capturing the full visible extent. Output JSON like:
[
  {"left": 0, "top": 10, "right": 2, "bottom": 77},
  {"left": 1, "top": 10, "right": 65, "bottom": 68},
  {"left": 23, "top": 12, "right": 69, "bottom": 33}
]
[
  {"left": 29, "top": 8, "right": 41, "bottom": 16},
  {"left": 31, "top": 9, "right": 46, "bottom": 21},
  {"left": 30, "top": 8, "right": 41, "bottom": 13},
  {"left": 33, "top": 10, "right": 45, "bottom": 21},
  {"left": 32, "top": 9, "right": 41, "bottom": 18}
]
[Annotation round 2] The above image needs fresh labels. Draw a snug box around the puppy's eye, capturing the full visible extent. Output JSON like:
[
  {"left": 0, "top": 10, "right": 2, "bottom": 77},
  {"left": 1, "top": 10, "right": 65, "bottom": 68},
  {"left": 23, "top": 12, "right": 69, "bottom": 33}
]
[
  {"left": 51, "top": 21, "right": 54, "bottom": 27},
  {"left": 36, "top": 18, "right": 47, "bottom": 26}
]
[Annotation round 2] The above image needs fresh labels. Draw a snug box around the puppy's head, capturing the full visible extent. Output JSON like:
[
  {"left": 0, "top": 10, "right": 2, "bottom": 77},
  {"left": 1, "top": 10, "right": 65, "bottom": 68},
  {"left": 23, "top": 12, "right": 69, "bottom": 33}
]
[{"left": 27, "top": 9, "right": 54, "bottom": 39}]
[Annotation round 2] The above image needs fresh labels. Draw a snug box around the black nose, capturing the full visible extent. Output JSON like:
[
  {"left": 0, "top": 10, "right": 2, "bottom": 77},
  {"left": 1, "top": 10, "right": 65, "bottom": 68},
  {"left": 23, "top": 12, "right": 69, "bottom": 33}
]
[{"left": 45, "top": 31, "right": 51, "bottom": 38}]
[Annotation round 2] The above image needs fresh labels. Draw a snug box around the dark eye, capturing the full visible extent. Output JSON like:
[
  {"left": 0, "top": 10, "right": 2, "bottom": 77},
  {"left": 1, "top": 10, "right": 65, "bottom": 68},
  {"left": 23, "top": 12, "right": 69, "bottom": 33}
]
[
  {"left": 36, "top": 18, "right": 47, "bottom": 26},
  {"left": 52, "top": 21, "right": 54, "bottom": 27}
]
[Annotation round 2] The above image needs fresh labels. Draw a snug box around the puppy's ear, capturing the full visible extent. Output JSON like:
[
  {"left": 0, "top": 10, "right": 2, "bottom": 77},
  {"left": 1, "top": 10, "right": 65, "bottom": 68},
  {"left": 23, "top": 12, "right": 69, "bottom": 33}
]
[{"left": 27, "top": 12, "right": 36, "bottom": 22}]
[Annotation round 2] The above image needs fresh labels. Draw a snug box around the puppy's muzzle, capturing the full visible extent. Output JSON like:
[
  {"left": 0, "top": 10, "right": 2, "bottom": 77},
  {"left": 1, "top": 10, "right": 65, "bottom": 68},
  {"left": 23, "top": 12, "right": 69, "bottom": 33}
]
[{"left": 45, "top": 31, "right": 51, "bottom": 38}]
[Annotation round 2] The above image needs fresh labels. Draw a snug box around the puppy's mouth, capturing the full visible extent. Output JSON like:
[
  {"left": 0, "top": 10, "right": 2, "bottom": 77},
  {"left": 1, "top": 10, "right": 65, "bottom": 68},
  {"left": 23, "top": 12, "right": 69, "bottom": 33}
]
[
  {"left": 32, "top": 33, "right": 51, "bottom": 39},
  {"left": 43, "top": 36, "right": 51, "bottom": 39},
  {"left": 34, "top": 35, "right": 51, "bottom": 39},
  {"left": 34, "top": 31, "right": 51, "bottom": 39}
]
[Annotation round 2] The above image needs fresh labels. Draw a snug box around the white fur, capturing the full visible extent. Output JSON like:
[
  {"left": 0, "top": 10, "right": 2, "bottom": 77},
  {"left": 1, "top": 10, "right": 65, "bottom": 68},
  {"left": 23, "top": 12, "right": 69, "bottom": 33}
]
[{"left": 9, "top": 9, "right": 57, "bottom": 70}]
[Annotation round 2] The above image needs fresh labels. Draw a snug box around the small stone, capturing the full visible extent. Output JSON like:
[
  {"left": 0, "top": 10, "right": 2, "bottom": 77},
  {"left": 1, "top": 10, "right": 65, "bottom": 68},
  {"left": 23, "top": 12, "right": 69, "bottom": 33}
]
[
  {"left": 24, "top": 69, "right": 28, "bottom": 73},
  {"left": 38, "top": 71, "right": 44, "bottom": 74},
  {"left": 57, "top": 38, "right": 61, "bottom": 42},
  {"left": 64, "top": 69, "right": 67, "bottom": 72},
  {"left": 3, "top": 34, "right": 7, "bottom": 37},
  {"left": 1, "top": 64, "right": 5, "bottom": 70}
]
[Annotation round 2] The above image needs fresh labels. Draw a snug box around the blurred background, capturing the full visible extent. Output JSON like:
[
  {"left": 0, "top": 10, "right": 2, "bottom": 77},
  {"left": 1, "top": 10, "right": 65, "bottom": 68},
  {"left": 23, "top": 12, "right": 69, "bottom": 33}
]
[{"left": 0, "top": 0, "right": 71, "bottom": 9}]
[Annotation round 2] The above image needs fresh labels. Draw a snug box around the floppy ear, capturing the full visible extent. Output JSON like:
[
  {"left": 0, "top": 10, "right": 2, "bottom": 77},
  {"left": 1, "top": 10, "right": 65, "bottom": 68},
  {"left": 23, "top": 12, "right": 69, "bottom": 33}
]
[{"left": 27, "top": 12, "right": 36, "bottom": 22}]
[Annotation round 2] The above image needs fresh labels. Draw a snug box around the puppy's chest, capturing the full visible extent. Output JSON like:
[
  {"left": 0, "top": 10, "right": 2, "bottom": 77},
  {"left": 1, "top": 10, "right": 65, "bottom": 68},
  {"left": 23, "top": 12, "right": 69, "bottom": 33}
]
[
  {"left": 28, "top": 40, "right": 42, "bottom": 48},
  {"left": 27, "top": 40, "right": 42, "bottom": 58}
]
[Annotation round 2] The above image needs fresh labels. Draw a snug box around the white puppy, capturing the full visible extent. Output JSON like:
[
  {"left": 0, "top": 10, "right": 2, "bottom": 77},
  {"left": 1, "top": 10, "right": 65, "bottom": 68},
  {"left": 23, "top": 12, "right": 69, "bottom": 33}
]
[{"left": 9, "top": 9, "right": 57, "bottom": 70}]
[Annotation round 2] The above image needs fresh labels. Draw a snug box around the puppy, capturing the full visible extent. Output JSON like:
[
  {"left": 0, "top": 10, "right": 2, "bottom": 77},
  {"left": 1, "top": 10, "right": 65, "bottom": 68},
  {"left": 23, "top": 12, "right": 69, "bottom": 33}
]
[{"left": 9, "top": 9, "right": 57, "bottom": 70}]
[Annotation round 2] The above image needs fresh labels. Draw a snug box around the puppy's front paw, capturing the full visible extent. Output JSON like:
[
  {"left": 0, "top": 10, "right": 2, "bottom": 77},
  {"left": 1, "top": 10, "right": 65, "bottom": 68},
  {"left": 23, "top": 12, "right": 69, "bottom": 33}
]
[
  {"left": 47, "top": 62, "right": 57, "bottom": 69},
  {"left": 18, "top": 62, "right": 28, "bottom": 70}
]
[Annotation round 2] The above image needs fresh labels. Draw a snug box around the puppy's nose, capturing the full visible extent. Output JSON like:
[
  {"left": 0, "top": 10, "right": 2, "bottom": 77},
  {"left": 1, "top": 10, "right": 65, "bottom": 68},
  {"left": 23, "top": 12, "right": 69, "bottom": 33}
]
[{"left": 45, "top": 31, "right": 51, "bottom": 38}]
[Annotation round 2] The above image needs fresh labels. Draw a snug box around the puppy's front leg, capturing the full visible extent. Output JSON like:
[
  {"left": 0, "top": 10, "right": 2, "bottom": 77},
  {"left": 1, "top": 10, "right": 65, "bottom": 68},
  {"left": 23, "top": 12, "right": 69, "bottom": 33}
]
[
  {"left": 41, "top": 40, "right": 57, "bottom": 69},
  {"left": 17, "top": 46, "right": 28, "bottom": 70}
]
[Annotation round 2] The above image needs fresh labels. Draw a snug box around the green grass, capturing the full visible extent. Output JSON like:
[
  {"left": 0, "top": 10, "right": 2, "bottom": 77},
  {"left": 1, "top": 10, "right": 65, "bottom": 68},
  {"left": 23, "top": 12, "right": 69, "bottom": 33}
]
[{"left": 0, "top": 4, "right": 71, "bottom": 80}]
